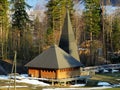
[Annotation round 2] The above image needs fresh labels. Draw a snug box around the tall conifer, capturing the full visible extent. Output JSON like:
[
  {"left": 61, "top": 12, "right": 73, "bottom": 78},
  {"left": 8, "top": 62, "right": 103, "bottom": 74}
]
[
  {"left": 46, "top": 0, "right": 74, "bottom": 45},
  {"left": 0, "top": 0, "right": 9, "bottom": 59}
]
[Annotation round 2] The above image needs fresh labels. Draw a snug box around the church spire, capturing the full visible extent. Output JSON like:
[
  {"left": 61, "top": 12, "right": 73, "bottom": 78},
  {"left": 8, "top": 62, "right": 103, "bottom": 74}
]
[{"left": 59, "top": 10, "right": 80, "bottom": 61}]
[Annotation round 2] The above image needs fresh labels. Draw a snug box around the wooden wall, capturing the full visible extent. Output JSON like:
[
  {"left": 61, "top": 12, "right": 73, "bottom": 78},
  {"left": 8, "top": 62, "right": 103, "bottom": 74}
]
[
  {"left": 41, "top": 69, "right": 56, "bottom": 79},
  {"left": 56, "top": 67, "right": 80, "bottom": 79},
  {"left": 28, "top": 67, "right": 80, "bottom": 79},
  {"left": 28, "top": 69, "right": 39, "bottom": 77}
]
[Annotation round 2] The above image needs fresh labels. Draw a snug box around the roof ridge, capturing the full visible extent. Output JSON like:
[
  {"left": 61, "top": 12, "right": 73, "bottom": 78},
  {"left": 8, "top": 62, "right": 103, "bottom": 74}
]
[
  {"left": 53, "top": 44, "right": 59, "bottom": 69},
  {"left": 25, "top": 44, "right": 82, "bottom": 69}
]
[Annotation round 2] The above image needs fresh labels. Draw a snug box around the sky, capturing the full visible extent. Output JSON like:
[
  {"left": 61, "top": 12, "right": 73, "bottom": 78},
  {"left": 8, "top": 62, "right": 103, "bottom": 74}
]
[
  {"left": 26, "top": 0, "right": 38, "bottom": 7},
  {"left": 26, "top": 0, "right": 48, "bottom": 9},
  {"left": 26, "top": 0, "right": 117, "bottom": 15}
]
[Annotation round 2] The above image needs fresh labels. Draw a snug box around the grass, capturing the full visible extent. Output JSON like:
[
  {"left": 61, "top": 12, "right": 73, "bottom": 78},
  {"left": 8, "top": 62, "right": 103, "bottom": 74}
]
[
  {"left": 0, "top": 73, "right": 120, "bottom": 90},
  {"left": 0, "top": 80, "right": 44, "bottom": 90},
  {"left": 90, "top": 72, "right": 120, "bottom": 84},
  {"left": 85, "top": 72, "right": 120, "bottom": 90},
  {"left": 104, "top": 88, "right": 120, "bottom": 90}
]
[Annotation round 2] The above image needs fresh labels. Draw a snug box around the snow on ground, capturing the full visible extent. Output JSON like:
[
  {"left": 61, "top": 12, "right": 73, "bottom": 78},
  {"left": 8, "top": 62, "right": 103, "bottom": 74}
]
[
  {"left": 0, "top": 75, "right": 9, "bottom": 80},
  {"left": 71, "top": 84, "right": 86, "bottom": 87},
  {"left": 70, "top": 84, "right": 86, "bottom": 87},
  {"left": 17, "top": 79, "right": 49, "bottom": 86},
  {"left": 112, "top": 69, "right": 119, "bottom": 73},
  {"left": 97, "top": 81, "right": 111, "bottom": 86},
  {"left": 0, "top": 74, "right": 120, "bottom": 89},
  {"left": 0, "top": 74, "right": 50, "bottom": 86},
  {"left": 103, "top": 69, "right": 109, "bottom": 73},
  {"left": 43, "top": 87, "right": 112, "bottom": 90}
]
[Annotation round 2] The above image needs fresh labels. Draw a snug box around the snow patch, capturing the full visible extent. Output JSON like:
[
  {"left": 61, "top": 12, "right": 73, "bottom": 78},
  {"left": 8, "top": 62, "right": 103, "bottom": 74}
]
[
  {"left": 0, "top": 74, "right": 49, "bottom": 86},
  {"left": 70, "top": 84, "right": 86, "bottom": 87},
  {"left": 0, "top": 75, "right": 8, "bottom": 80},
  {"left": 112, "top": 69, "right": 119, "bottom": 73},
  {"left": 97, "top": 82, "right": 111, "bottom": 86},
  {"left": 17, "top": 79, "right": 50, "bottom": 86},
  {"left": 103, "top": 69, "right": 109, "bottom": 73},
  {"left": 43, "top": 87, "right": 112, "bottom": 90}
]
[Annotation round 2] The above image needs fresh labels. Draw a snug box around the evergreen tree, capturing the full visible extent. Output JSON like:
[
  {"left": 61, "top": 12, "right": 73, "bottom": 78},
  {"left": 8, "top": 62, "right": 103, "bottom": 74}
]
[
  {"left": 10, "top": 0, "right": 31, "bottom": 63},
  {"left": 46, "top": 0, "right": 61, "bottom": 45},
  {"left": 11, "top": 0, "right": 31, "bottom": 36},
  {"left": 0, "top": 0, "right": 9, "bottom": 59},
  {"left": 46, "top": 0, "right": 74, "bottom": 45},
  {"left": 84, "top": 0, "right": 101, "bottom": 39},
  {"left": 112, "top": 16, "right": 120, "bottom": 52},
  {"left": 33, "top": 16, "right": 45, "bottom": 54},
  {"left": 82, "top": 0, "right": 101, "bottom": 65}
]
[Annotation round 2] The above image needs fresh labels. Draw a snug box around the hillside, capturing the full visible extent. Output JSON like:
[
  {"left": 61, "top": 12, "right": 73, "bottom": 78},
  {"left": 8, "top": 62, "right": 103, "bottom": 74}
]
[{"left": 0, "top": 60, "right": 27, "bottom": 75}]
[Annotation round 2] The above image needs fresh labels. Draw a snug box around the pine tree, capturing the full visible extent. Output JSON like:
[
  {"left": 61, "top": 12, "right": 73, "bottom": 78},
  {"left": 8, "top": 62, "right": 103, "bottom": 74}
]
[
  {"left": 112, "top": 16, "right": 120, "bottom": 52},
  {"left": 83, "top": 0, "right": 101, "bottom": 65},
  {"left": 10, "top": 0, "right": 31, "bottom": 63},
  {"left": 46, "top": 0, "right": 74, "bottom": 45},
  {"left": 33, "top": 16, "right": 45, "bottom": 54},
  {"left": 11, "top": 0, "right": 31, "bottom": 35},
  {"left": 84, "top": 0, "right": 101, "bottom": 39},
  {"left": 0, "top": 0, "right": 9, "bottom": 59}
]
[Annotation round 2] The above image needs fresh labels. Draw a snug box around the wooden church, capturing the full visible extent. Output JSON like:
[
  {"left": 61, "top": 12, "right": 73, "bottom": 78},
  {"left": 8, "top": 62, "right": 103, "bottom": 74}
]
[{"left": 25, "top": 10, "right": 84, "bottom": 85}]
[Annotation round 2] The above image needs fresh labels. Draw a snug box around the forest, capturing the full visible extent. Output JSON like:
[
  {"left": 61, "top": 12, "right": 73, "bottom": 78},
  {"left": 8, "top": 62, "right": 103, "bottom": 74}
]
[{"left": 0, "top": 0, "right": 120, "bottom": 67}]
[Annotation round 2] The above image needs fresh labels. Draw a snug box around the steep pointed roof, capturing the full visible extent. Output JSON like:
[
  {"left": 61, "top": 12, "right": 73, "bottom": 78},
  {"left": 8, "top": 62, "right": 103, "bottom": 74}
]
[
  {"left": 25, "top": 45, "right": 82, "bottom": 69},
  {"left": 59, "top": 10, "right": 80, "bottom": 61}
]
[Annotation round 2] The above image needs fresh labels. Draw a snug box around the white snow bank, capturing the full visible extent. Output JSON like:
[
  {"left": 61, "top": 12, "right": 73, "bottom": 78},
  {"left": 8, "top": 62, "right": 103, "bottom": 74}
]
[
  {"left": 0, "top": 75, "right": 8, "bottom": 80},
  {"left": 97, "top": 82, "right": 111, "bottom": 86},
  {"left": 17, "top": 79, "right": 50, "bottom": 86},
  {"left": 112, "top": 69, "right": 119, "bottom": 73},
  {"left": 0, "top": 74, "right": 49, "bottom": 86},
  {"left": 70, "top": 84, "right": 86, "bottom": 87},
  {"left": 43, "top": 86, "right": 112, "bottom": 90},
  {"left": 103, "top": 69, "right": 109, "bottom": 73}
]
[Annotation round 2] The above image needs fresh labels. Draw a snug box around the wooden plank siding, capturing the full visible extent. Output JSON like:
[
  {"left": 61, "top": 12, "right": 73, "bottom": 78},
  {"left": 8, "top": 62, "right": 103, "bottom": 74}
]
[
  {"left": 28, "top": 67, "right": 80, "bottom": 79},
  {"left": 41, "top": 69, "right": 56, "bottom": 79},
  {"left": 57, "top": 67, "right": 80, "bottom": 79},
  {"left": 28, "top": 69, "right": 39, "bottom": 78}
]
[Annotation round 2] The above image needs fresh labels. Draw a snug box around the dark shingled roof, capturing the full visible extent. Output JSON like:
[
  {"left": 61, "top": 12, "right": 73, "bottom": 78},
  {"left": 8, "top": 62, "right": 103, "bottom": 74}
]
[
  {"left": 25, "top": 45, "right": 82, "bottom": 69},
  {"left": 59, "top": 10, "right": 80, "bottom": 61}
]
